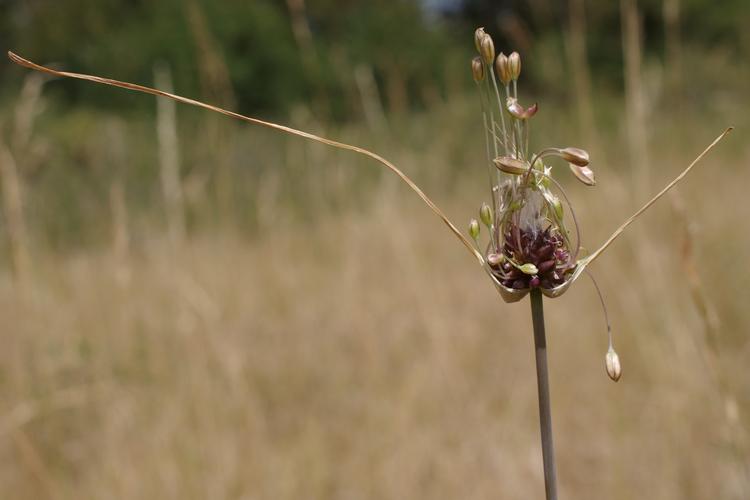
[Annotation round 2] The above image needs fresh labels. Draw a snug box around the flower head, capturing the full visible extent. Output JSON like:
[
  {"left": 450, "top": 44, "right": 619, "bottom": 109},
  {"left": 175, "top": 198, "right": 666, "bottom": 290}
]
[
  {"left": 468, "top": 35, "right": 594, "bottom": 303},
  {"left": 465, "top": 29, "right": 731, "bottom": 379}
]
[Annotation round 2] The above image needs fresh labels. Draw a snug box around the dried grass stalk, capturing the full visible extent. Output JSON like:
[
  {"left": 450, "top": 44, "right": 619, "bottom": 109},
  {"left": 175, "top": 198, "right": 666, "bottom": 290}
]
[
  {"left": 154, "top": 62, "right": 187, "bottom": 245},
  {"left": 0, "top": 138, "right": 30, "bottom": 286},
  {"left": 620, "top": 0, "right": 650, "bottom": 199}
]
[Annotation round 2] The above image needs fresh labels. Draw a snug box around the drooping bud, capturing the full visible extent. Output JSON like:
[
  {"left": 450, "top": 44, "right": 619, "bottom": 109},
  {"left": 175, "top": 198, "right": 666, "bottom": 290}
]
[
  {"left": 508, "top": 51, "right": 521, "bottom": 81},
  {"left": 506, "top": 97, "right": 522, "bottom": 117},
  {"left": 474, "top": 27, "right": 487, "bottom": 53},
  {"left": 471, "top": 56, "right": 485, "bottom": 82},
  {"left": 469, "top": 218, "right": 480, "bottom": 240},
  {"left": 506, "top": 98, "right": 538, "bottom": 120},
  {"left": 493, "top": 156, "right": 530, "bottom": 175},
  {"left": 487, "top": 253, "right": 504, "bottom": 267},
  {"left": 495, "top": 52, "right": 511, "bottom": 85},
  {"left": 559, "top": 147, "right": 590, "bottom": 167},
  {"left": 605, "top": 347, "right": 622, "bottom": 382},
  {"left": 479, "top": 202, "right": 493, "bottom": 227},
  {"left": 569, "top": 163, "right": 596, "bottom": 186},
  {"left": 479, "top": 33, "right": 495, "bottom": 65},
  {"left": 519, "top": 263, "right": 538, "bottom": 275}
]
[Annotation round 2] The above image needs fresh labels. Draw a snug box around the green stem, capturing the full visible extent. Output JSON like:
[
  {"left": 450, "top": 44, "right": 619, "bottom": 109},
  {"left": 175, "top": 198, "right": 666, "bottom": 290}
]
[{"left": 530, "top": 289, "right": 558, "bottom": 500}]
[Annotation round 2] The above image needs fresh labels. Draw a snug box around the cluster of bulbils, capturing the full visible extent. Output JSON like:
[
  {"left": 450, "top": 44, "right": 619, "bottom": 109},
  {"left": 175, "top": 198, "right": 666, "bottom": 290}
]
[{"left": 467, "top": 28, "right": 621, "bottom": 382}]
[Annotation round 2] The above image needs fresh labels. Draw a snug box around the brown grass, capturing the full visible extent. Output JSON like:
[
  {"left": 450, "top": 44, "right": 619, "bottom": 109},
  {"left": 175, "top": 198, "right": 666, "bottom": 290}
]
[
  {"left": 0, "top": 123, "right": 748, "bottom": 498},
  {"left": 1, "top": 30, "right": 748, "bottom": 496}
]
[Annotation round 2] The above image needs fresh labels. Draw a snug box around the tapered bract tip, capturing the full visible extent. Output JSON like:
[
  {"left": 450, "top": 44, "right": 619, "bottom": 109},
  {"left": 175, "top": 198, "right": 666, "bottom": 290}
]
[{"left": 7, "top": 51, "right": 32, "bottom": 69}]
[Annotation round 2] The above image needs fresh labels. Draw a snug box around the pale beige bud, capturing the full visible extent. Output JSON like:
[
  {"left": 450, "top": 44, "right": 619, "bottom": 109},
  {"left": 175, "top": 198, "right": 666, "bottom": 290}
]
[
  {"left": 508, "top": 51, "right": 521, "bottom": 81},
  {"left": 469, "top": 218, "right": 480, "bottom": 240},
  {"left": 605, "top": 348, "right": 622, "bottom": 382},
  {"left": 479, "top": 202, "right": 493, "bottom": 227},
  {"left": 559, "top": 147, "right": 590, "bottom": 167},
  {"left": 495, "top": 52, "right": 511, "bottom": 85},
  {"left": 479, "top": 34, "right": 495, "bottom": 65},
  {"left": 493, "top": 156, "right": 529, "bottom": 175},
  {"left": 569, "top": 163, "right": 596, "bottom": 186},
  {"left": 474, "top": 27, "right": 487, "bottom": 53},
  {"left": 471, "top": 56, "right": 485, "bottom": 82}
]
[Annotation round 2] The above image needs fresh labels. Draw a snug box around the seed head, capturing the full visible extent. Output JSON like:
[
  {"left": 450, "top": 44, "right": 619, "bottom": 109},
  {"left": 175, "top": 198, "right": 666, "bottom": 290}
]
[
  {"left": 508, "top": 51, "right": 521, "bottom": 81},
  {"left": 479, "top": 33, "right": 495, "bottom": 65},
  {"left": 471, "top": 56, "right": 485, "bottom": 82},
  {"left": 469, "top": 218, "right": 480, "bottom": 240},
  {"left": 495, "top": 53, "right": 511, "bottom": 85},
  {"left": 605, "top": 348, "right": 622, "bottom": 382},
  {"left": 479, "top": 202, "right": 493, "bottom": 227}
]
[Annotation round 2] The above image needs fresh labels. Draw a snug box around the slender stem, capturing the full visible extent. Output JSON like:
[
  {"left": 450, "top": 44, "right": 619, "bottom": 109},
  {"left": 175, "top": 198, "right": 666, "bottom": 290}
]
[
  {"left": 489, "top": 66, "right": 508, "bottom": 155},
  {"left": 530, "top": 289, "right": 558, "bottom": 500},
  {"left": 482, "top": 73, "right": 500, "bottom": 159},
  {"left": 476, "top": 83, "right": 497, "bottom": 217}
]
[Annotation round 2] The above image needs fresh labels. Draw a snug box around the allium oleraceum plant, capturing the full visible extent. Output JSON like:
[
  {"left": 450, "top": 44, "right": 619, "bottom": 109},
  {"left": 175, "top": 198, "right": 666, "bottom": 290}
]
[{"left": 7, "top": 27, "right": 730, "bottom": 500}]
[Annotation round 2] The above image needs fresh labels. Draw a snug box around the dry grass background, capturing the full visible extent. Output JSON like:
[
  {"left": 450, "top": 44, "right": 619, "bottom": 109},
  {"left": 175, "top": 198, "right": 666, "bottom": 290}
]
[{"left": 0, "top": 84, "right": 748, "bottom": 500}]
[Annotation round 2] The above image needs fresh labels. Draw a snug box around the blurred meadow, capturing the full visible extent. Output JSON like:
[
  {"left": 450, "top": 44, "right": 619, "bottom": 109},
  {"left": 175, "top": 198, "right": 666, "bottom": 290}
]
[{"left": 0, "top": 0, "right": 749, "bottom": 498}]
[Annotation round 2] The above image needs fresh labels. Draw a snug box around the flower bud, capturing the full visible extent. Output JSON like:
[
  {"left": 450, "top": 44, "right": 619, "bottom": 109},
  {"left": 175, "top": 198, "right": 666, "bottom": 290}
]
[
  {"left": 506, "top": 97, "right": 538, "bottom": 120},
  {"left": 487, "top": 253, "right": 504, "bottom": 267},
  {"left": 479, "top": 202, "right": 493, "bottom": 227},
  {"left": 508, "top": 51, "right": 521, "bottom": 81},
  {"left": 474, "top": 27, "right": 487, "bottom": 53},
  {"left": 519, "top": 263, "right": 538, "bottom": 275},
  {"left": 569, "top": 163, "right": 596, "bottom": 186},
  {"left": 469, "top": 218, "right": 480, "bottom": 240},
  {"left": 471, "top": 56, "right": 485, "bottom": 82},
  {"left": 559, "top": 147, "right": 590, "bottom": 167},
  {"left": 495, "top": 53, "right": 511, "bottom": 85},
  {"left": 479, "top": 33, "right": 495, "bottom": 65},
  {"left": 493, "top": 156, "right": 529, "bottom": 175},
  {"left": 605, "top": 347, "right": 622, "bottom": 382}
]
